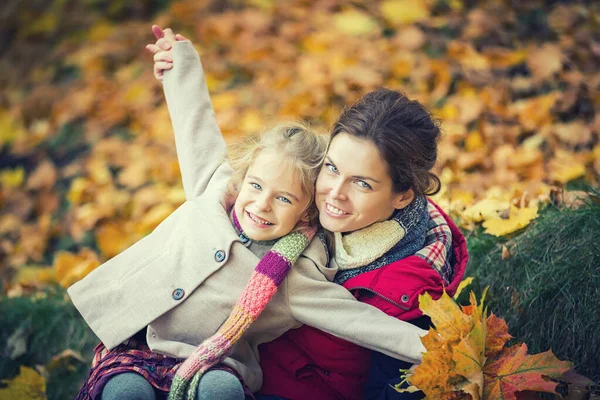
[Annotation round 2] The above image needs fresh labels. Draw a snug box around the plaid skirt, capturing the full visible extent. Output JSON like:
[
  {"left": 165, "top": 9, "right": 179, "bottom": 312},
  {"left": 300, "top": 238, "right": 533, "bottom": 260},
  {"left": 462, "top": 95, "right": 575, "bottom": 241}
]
[{"left": 75, "top": 338, "right": 254, "bottom": 400}]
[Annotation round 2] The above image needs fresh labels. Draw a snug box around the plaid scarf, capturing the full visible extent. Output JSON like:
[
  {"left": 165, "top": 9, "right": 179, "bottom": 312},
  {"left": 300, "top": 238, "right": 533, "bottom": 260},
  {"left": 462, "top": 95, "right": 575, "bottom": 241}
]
[{"left": 168, "top": 209, "right": 316, "bottom": 400}]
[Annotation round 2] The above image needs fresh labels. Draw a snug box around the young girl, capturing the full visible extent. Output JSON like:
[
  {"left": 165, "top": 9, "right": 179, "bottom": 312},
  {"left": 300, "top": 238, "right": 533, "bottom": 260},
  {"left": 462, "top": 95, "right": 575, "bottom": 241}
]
[{"left": 69, "top": 29, "right": 428, "bottom": 400}]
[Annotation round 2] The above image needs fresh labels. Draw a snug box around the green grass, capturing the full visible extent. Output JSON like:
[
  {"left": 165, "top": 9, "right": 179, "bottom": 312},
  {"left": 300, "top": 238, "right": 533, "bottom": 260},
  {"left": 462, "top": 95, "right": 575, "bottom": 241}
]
[
  {"left": 466, "top": 195, "right": 600, "bottom": 383},
  {"left": 0, "top": 287, "right": 97, "bottom": 400}
]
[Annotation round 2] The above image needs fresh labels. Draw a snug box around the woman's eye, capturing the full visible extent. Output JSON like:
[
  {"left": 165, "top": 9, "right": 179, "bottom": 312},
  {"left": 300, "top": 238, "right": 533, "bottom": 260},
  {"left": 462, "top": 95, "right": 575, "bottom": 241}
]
[
  {"left": 326, "top": 163, "right": 338, "bottom": 173},
  {"left": 356, "top": 180, "right": 372, "bottom": 190},
  {"left": 277, "top": 196, "right": 292, "bottom": 204},
  {"left": 250, "top": 182, "right": 262, "bottom": 190}
]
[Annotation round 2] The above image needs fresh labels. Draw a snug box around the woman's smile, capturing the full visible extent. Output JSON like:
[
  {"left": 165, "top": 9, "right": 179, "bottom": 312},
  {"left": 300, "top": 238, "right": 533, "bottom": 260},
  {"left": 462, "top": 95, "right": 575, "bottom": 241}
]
[{"left": 324, "top": 202, "right": 350, "bottom": 217}]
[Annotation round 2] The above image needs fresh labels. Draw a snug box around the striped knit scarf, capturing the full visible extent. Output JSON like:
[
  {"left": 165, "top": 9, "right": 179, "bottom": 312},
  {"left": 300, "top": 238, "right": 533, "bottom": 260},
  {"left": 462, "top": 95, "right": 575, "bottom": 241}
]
[{"left": 168, "top": 209, "right": 316, "bottom": 400}]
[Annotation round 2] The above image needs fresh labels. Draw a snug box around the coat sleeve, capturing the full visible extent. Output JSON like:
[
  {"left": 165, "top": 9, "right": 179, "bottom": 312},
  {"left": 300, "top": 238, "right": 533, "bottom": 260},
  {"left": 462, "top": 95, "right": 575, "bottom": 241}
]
[
  {"left": 162, "top": 41, "right": 228, "bottom": 199},
  {"left": 287, "top": 258, "right": 427, "bottom": 365}
]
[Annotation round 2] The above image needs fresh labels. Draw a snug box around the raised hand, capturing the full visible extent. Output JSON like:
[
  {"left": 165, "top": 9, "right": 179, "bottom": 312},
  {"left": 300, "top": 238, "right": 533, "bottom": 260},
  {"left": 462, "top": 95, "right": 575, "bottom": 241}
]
[{"left": 145, "top": 25, "right": 188, "bottom": 82}]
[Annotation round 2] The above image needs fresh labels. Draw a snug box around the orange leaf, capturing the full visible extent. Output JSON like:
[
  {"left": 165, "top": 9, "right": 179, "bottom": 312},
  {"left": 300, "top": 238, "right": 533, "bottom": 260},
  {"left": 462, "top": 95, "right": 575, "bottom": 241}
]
[
  {"left": 483, "top": 344, "right": 572, "bottom": 399},
  {"left": 485, "top": 313, "right": 512, "bottom": 359},
  {"left": 408, "top": 329, "right": 458, "bottom": 397}
]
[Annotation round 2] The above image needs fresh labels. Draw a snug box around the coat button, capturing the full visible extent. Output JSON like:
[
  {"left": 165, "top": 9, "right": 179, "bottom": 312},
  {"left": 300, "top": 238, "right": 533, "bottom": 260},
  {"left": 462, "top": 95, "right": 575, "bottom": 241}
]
[
  {"left": 214, "top": 249, "right": 226, "bottom": 262},
  {"left": 172, "top": 288, "right": 185, "bottom": 300},
  {"left": 401, "top": 294, "right": 410, "bottom": 303},
  {"left": 239, "top": 234, "right": 250, "bottom": 244}
]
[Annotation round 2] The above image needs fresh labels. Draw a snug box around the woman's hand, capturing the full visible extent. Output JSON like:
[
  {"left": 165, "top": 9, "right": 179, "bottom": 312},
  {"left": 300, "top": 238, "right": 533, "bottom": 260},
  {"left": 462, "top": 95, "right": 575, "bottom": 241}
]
[{"left": 145, "top": 25, "right": 188, "bottom": 83}]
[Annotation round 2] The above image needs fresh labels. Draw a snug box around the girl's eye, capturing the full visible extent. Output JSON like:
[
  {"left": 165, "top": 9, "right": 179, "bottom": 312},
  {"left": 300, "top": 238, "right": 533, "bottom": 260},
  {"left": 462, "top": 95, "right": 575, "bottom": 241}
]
[
  {"left": 326, "top": 163, "right": 338, "bottom": 173},
  {"left": 250, "top": 182, "right": 262, "bottom": 190},
  {"left": 277, "top": 196, "right": 292, "bottom": 204},
  {"left": 356, "top": 180, "right": 372, "bottom": 190}
]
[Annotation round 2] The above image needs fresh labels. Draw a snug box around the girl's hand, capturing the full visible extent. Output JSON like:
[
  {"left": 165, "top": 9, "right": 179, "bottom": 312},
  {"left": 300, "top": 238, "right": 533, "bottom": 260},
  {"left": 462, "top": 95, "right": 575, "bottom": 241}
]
[{"left": 145, "top": 25, "right": 188, "bottom": 83}]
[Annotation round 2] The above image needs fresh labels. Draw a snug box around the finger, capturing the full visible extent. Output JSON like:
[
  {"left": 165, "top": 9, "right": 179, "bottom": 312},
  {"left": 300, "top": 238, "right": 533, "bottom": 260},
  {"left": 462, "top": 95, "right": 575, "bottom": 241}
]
[
  {"left": 163, "top": 28, "right": 176, "bottom": 43},
  {"left": 145, "top": 44, "right": 161, "bottom": 54},
  {"left": 153, "top": 51, "right": 173, "bottom": 62},
  {"left": 175, "top": 33, "right": 188, "bottom": 41},
  {"left": 152, "top": 24, "right": 164, "bottom": 40},
  {"left": 154, "top": 70, "right": 164, "bottom": 83},
  {"left": 156, "top": 37, "right": 173, "bottom": 51},
  {"left": 154, "top": 61, "right": 173, "bottom": 72}
]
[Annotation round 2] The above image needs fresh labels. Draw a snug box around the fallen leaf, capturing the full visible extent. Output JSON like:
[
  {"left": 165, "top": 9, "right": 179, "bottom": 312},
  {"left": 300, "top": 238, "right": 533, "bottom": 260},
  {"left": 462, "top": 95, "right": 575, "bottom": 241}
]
[
  {"left": 483, "top": 205, "right": 538, "bottom": 236},
  {"left": 381, "top": 0, "right": 431, "bottom": 25},
  {"left": 527, "top": 44, "right": 563, "bottom": 82},
  {"left": 26, "top": 160, "right": 57, "bottom": 190},
  {"left": 483, "top": 344, "right": 572, "bottom": 399},
  {"left": 333, "top": 9, "right": 379, "bottom": 36},
  {"left": 0, "top": 168, "right": 25, "bottom": 188},
  {"left": 501, "top": 245, "right": 511, "bottom": 260},
  {"left": 0, "top": 366, "right": 46, "bottom": 400}
]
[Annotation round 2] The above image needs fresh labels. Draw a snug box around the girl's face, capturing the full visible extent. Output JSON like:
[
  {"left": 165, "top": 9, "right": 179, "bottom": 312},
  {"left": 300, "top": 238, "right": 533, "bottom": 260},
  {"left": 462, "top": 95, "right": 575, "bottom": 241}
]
[
  {"left": 315, "top": 132, "right": 413, "bottom": 234},
  {"left": 235, "top": 149, "right": 310, "bottom": 241}
]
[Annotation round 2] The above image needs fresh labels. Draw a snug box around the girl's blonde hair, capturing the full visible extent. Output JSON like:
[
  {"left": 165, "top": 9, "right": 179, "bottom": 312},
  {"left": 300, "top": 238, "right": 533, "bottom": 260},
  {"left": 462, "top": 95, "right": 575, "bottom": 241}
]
[{"left": 228, "top": 122, "right": 328, "bottom": 225}]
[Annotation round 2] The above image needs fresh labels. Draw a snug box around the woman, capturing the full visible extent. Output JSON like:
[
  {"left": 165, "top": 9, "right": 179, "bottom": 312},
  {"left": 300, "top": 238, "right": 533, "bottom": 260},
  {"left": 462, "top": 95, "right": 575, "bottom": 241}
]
[{"left": 257, "top": 90, "right": 468, "bottom": 400}]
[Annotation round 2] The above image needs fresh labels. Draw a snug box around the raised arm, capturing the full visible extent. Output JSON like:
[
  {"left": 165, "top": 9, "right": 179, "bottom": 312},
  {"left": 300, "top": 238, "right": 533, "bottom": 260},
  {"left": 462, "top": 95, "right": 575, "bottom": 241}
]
[
  {"left": 151, "top": 31, "right": 227, "bottom": 199},
  {"left": 288, "top": 258, "right": 427, "bottom": 365}
]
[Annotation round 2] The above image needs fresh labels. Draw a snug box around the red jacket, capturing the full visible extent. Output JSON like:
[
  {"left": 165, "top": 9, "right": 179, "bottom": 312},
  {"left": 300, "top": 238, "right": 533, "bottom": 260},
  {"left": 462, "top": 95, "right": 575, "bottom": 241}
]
[{"left": 257, "top": 200, "right": 469, "bottom": 400}]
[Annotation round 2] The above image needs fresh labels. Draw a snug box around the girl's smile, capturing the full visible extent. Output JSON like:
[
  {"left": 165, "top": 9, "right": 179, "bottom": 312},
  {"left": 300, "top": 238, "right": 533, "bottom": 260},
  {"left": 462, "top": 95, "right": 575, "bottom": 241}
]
[{"left": 245, "top": 210, "right": 274, "bottom": 227}]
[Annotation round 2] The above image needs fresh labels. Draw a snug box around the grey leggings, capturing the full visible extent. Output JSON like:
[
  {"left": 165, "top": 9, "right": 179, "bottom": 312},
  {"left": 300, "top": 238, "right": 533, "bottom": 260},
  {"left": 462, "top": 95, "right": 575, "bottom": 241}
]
[{"left": 100, "top": 370, "right": 245, "bottom": 400}]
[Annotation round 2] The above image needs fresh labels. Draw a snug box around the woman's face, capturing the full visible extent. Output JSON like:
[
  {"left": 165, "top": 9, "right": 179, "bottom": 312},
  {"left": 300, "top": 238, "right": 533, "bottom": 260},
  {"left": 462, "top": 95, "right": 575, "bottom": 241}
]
[{"left": 315, "top": 132, "right": 413, "bottom": 234}]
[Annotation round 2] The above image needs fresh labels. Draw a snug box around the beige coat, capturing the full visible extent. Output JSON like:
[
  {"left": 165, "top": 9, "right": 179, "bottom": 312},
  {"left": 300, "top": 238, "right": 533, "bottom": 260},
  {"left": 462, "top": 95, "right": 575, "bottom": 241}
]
[{"left": 67, "top": 41, "right": 426, "bottom": 392}]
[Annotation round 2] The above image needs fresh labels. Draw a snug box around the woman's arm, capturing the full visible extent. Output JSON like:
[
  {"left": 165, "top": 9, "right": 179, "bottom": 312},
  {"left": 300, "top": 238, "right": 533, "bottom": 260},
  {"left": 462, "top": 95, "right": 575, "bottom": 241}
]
[
  {"left": 287, "top": 258, "right": 427, "bottom": 365},
  {"left": 161, "top": 39, "right": 228, "bottom": 199}
]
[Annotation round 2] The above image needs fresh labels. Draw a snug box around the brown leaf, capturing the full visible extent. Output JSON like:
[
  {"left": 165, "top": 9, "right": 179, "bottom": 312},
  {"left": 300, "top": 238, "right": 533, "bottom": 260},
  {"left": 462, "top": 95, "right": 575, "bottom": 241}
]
[
  {"left": 26, "top": 160, "right": 57, "bottom": 190},
  {"left": 501, "top": 245, "right": 511, "bottom": 260},
  {"left": 526, "top": 44, "right": 564, "bottom": 82}
]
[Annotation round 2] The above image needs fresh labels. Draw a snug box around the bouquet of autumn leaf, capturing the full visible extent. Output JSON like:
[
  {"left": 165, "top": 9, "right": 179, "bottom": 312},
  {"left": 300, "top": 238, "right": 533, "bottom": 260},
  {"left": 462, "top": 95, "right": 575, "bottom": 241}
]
[{"left": 396, "top": 289, "right": 572, "bottom": 399}]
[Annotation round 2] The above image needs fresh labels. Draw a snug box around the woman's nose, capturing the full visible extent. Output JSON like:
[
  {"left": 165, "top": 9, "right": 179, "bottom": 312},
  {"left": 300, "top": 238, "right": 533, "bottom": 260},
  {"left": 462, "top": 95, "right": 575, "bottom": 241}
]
[{"left": 329, "top": 180, "right": 347, "bottom": 201}]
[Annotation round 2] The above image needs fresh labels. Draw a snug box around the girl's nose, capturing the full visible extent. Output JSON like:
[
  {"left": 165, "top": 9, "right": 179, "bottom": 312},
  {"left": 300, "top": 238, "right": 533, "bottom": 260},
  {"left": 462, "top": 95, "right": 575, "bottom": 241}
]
[{"left": 255, "top": 194, "right": 272, "bottom": 212}]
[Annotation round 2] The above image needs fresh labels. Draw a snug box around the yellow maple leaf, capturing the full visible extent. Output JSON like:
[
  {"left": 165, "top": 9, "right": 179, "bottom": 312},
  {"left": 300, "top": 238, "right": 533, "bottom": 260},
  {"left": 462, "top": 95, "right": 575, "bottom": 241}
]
[
  {"left": 0, "top": 110, "right": 27, "bottom": 147},
  {"left": 96, "top": 221, "right": 140, "bottom": 259},
  {"left": 333, "top": 9, "right": 379, "bottom": 36},
  {"left": 419, "top": 291, "right": 474, "bottom": 342},
  {"left": 0, "top": 167, "right": 25, "bottom": 188},
  {"left": 483, "top": 205, "right": 538, "bottom": 237},
  {"left": 67, "top": 177, "right": 92, "bottom": 206},
  {"left": 381, "top": 0, "right": 431, "bottom": 25},
  {"left": 462, "top": 198, "right": 511, "bottom": 223},
  {"left": 453, "top": 277, "right": 474, "bottom": 299},
  {"left": 549, "top": 151, "right": 587, "bottom": 184},
  {"left": 0, "top": 366, "right": 46, "bottom": 400},
  {"left": 401, "top": 328, "right": 457, "bottom": 397},
  {"left": 135, "top": 203, "right": 176, "bottom": 235},
  {"left": 53, "top": 249, "right": 101, "bottom": 288}
]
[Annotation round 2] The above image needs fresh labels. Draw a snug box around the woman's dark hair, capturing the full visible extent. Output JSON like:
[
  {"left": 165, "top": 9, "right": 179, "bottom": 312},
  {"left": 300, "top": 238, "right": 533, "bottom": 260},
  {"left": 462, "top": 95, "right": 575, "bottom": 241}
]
[{"left": 331, "top": 88, "right": 441, "bottom": 197}]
